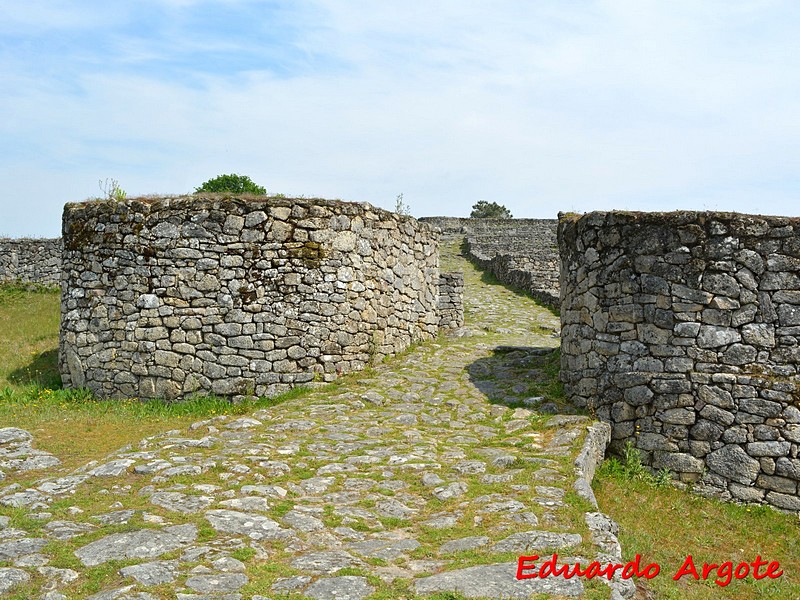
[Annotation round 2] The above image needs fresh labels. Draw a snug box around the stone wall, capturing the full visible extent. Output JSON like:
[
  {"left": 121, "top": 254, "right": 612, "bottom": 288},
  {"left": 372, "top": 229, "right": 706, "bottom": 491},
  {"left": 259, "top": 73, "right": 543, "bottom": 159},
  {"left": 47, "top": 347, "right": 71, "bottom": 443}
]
[
  {"left": 60, "top": 196, "right": 458, "bottom": 400},
  {"left": 559, "top": 211, "right": 800, "bottom": 511},
  {"left": 437, "top": 272, "right": 464, "bottom": 329},
  {"left": 420, "top": 217, "right": 559, "bottom": 305},
  {"left": 0, "top": 238, "right": 62, "bottom": 285}
]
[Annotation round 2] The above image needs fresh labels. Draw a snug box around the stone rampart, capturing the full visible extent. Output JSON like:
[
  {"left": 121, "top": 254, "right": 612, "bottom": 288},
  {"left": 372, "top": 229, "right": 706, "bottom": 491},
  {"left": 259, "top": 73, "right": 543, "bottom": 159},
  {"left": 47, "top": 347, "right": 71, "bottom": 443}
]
[
  {"left": 559, "top": 211, "right": 800, "bottom": 511},
  {"left": 60, "top": 196, "right": 458, "bottom": 400},
  {"left": 0, "top": 238, "right": 62, "bottom": 285},
  {"left": 420, "top": 217, "right": 559, "bottom": 305}
]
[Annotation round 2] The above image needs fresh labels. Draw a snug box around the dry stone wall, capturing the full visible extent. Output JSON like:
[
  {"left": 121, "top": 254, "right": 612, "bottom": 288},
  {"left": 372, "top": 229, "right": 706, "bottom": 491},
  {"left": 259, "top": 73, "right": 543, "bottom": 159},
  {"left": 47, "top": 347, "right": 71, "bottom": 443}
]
[
  {"left": 559, "top": 211, "right": 800, "bottom": 511},
  {"left": 0, "top": 238, "right": 62, "bottom": 285},
  {"left": 60, "top": 196, "right": 458, "bottom": 400},
  {"left": 420, "top": 217, "right": 559, "bottom": 305},
  {"left": 437, "top": 272, "right": 464, "bottom": 329}
]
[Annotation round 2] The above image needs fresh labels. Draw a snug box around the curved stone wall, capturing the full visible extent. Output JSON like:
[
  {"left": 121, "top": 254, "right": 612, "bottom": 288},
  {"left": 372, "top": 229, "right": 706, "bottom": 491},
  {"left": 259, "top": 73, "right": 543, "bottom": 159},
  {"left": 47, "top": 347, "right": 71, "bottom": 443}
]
[
  {"left": 60, "top": 196, "right": 445, "bottom": 400},
  {"left": 559, "top": 211, "right": 800, "bottom": 511},
  {"left": 0, "top": 238, "right": 62, "bottom": 285}
]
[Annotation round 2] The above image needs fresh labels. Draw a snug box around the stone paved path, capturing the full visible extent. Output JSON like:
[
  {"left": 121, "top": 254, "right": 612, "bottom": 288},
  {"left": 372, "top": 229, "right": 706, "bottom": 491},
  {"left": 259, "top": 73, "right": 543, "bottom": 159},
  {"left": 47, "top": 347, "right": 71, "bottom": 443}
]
[{"left": 0, "top": 242, "right": 630, "bottom": 599}]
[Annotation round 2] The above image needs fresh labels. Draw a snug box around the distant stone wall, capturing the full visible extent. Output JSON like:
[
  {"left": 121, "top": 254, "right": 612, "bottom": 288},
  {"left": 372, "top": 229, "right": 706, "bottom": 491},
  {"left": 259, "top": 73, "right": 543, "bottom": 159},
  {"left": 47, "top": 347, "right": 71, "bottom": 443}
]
[
  {"left": 60, "top": 196, "right": 457, "bottom": 400},
  {"left": 0, "top": 238, "right": 61, "bottom": 285},
  {"left": 560, "top": 211, "right": 800, "bottom": 511},
  {"left": 420, "top": 217, "right": 559, "bottom": 305},
  {"left": 417, "top": 217, "right": 476, "bottom": 238}
]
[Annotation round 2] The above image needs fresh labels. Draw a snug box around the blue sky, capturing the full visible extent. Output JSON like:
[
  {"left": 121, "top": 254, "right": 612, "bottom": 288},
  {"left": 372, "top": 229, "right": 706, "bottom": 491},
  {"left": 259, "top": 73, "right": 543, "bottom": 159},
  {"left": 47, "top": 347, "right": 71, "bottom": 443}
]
[{"left": 1, "top": 0, "right": 799, "bottom": 236}]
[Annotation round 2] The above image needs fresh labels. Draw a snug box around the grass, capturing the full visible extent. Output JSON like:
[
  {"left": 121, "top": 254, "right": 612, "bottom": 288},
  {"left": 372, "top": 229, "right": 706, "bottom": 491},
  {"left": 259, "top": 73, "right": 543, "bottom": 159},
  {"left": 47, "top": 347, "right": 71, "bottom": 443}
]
[
  {"left": 594, "top": 449, "right": 800, "bottom": 599},
  {"left": 0, "top": 283, "right": 61, "bottom": 388}
]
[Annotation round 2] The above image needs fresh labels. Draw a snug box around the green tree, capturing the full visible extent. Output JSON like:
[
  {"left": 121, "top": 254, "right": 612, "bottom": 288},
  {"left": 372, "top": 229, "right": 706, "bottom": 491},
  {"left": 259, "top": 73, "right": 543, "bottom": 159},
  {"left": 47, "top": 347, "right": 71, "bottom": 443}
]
[
  {"left": 470, "top": 200, "right": 513, "bottom": 219},
  {"left": 194, "top": 173, "right": 267, "bottom": 195}
]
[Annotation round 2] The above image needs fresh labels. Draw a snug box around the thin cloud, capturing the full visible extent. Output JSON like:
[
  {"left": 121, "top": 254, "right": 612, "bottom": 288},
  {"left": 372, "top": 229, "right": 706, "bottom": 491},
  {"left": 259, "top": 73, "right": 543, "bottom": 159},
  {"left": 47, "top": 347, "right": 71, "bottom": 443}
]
[{"left": 1, "top": 1, "right": 799, "bottom": 236}]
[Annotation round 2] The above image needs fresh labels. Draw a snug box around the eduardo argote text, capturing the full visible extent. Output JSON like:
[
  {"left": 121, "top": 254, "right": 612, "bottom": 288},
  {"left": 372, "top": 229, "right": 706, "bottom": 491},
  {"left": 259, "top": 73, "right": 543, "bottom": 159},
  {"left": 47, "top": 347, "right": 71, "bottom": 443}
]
[{"left": 517, "top": 553, "right": 783, "bottom": 587}]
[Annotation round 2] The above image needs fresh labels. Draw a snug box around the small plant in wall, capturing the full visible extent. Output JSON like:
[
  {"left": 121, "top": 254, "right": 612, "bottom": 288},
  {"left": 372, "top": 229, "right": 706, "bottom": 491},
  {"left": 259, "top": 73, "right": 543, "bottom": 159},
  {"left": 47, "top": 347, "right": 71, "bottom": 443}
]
[
  {"left": 394, "top": 193, "right": 411, "bottom": 216},
  {"left": 98, "top": 178, "right": 127, "bottom": 202},
  {"left": 600, "top": 440, "right": 673, "bottom": 488}
]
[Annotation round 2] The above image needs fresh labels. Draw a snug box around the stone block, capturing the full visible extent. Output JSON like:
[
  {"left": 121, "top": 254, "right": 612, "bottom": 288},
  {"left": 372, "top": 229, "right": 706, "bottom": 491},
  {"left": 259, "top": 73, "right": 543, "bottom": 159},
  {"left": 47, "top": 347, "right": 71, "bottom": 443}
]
[
  {"left": 652, "top": 451, "right": 704, "bottom": 473},
  {"left": 728, "top": 482, "right": 765, "bottom": 502},
  {"left": 658, "top": 408, "right": 696, "bottom": 425},
  {"left": 746, "top": 441, "right": 791, "bottom": 457},
  {"left": 706, "top": 444, "right": 760, "bottom": 485},
  {"left": 766, "top": 491, "right": 800, "bottom": 511},
  {"left": 697, "top": 326, "right": 741, "bottom": 348}
]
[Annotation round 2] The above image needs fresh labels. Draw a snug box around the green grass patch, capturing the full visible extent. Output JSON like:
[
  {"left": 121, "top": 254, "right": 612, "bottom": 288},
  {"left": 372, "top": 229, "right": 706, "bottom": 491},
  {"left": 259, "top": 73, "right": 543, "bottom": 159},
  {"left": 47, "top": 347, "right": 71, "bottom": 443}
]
[
  {"left": 230, "top": 546, "right": 257, "bottom": 562},
  {"left": 269, "top": 499, "right": 294, "bottom": 519},
  {"left": 595, "top": 459, "right": 800, "bottom": 599},
  {"left": 598, "top": 440, "right": 672, "bottom": 487}
]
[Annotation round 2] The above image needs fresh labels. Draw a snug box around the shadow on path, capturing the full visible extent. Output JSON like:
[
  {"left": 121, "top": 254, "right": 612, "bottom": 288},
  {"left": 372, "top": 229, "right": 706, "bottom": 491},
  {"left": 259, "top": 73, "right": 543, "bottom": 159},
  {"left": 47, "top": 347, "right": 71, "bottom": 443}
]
[{"left": 466, "top": 345, "right": 577, "bottom": 414}]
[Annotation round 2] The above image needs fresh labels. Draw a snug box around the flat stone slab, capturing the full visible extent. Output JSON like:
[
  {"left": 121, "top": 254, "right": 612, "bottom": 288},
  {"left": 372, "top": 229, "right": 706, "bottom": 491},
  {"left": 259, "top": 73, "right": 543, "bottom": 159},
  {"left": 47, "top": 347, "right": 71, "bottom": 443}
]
[
  {"left": 1, "top": 454, "right": 61, "bottom": 471},
  {"left": 492, "top": 530, "right": 583, "bottom": 553},
  {"left": 290, "top": 551, "right": 367, "bottom": 575},
  {"left": 0, "top": 538, "right": 48, "bottom": 561},
  {"left": 438, "top": 536, "right": 490, "bottom": 554},
  {"left": 37, "top": 475, "right": 90, "bottom": 495},
  {"left": 87, "top": 459, "right": 136, "bottom": 477},
  {"left": 0, "top": 567, "right": 30, "bottom": 594},
  {"left": 0, "top": 428, "right": 32, "bottom": 445},
  {"left": 347, "top": 539, "right": 421, "bottom": 560},
  {"left": 149, "top": 491, "right": 214, "bottom": 514},
  {"left": 185, "top": 572, "right": 248, "bottom": 593},
  {"left": 305, "top": 576, "right": 374, "bottom": 600},
  {"left": 85, "top": 585, "right": 158, "bottom": 599},
  {"left": 75, "top": 526, "right": 197, "bottom": 566},
  {"left": 204, "top": 509, "right": 285, "bottom": 540},
  {"left": 0, "top": 489, "right": 48, "bottom": 508},
  {"left": 119, "top": 560, "right": 180, "bottom": 586},
  {"left": 413, "top": 562, "right": 584, "bottom": 598},
  {"left": 43, "top": 520, "right": 96, "bottom": 540},
  {"left": 219, "top": 497, "right": 270, "bottom": 512}
]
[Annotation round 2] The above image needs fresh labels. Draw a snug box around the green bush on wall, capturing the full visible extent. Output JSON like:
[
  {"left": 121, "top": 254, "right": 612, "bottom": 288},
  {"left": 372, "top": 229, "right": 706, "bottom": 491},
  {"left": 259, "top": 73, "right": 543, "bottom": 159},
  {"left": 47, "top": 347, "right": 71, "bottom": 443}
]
[{"left": 194, "top": 173, "right": 267, "bottom": 195}]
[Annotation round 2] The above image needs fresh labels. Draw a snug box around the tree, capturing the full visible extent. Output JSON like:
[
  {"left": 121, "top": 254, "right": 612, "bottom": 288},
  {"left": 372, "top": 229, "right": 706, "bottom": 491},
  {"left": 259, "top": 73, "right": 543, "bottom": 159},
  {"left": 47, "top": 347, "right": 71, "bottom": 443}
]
[
  {"left": 470, "top": 201, "right": 512, "bottom": 219},
  {"left": 194, "top": 173, "right": 266, "bottom": 195}
]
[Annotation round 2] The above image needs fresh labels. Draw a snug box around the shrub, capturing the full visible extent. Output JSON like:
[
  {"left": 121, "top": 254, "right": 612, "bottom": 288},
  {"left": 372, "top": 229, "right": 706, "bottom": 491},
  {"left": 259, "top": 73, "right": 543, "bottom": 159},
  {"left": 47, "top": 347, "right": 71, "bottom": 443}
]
[
  {"left": 600, "top": 440, "right": 673, "bottom": 488},
  {"left": 194, "top": 173, "right": 267, "bottom": 195},
  {"left": 470, "top": 200, "right": 512, "bottom": 218}
]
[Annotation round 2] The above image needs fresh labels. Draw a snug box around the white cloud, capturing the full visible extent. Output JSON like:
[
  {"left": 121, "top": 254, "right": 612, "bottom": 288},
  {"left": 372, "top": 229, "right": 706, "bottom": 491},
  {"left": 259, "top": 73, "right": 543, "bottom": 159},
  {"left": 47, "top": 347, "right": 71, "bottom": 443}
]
[{"left": 1, "top": 0, "right": 799, "bottom": 236}]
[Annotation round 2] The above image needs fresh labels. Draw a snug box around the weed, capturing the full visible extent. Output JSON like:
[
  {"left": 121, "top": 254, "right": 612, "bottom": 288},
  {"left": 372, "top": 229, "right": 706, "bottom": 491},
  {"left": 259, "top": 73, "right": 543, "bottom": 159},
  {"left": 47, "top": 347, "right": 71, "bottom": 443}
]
[
  {"left": 97, "top": 178, "right": 127, "bottom": 202},
  {"left": 653, "top": 467, "right": 673, "bottom": 488},
  {"left": 394, "top": 192, "right": 411, "bottom": 216},
  {"left": 598, "top": 440, "right": 671, "bottom": 489}
]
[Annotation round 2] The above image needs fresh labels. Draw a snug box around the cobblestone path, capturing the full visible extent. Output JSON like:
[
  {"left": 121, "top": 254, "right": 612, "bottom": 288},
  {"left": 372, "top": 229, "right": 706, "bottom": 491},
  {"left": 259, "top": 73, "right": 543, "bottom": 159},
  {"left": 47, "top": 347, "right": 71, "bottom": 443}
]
[{"left": 0, "top": 243, "right": 629, "bottom": 599}]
